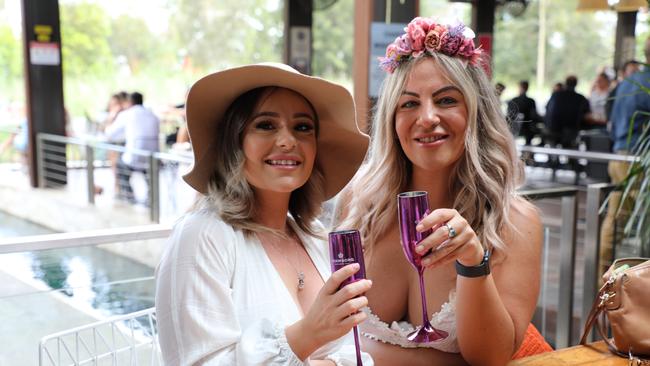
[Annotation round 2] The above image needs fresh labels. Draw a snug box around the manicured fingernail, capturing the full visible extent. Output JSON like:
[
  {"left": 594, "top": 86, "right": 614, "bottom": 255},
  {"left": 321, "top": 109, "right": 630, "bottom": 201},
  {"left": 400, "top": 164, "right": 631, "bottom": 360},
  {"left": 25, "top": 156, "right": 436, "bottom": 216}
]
[
  {"left": 416, "top": 224, "right": 424, "bottom": 231},
  {"left": 422, "top": 258, "right": 431, "bottom": 266},
  {"left": 353, "top": 263, "right": 360, "bottom": 269},
  {"left": 416, "top": 245, "right": 424, "bottom": 253}
]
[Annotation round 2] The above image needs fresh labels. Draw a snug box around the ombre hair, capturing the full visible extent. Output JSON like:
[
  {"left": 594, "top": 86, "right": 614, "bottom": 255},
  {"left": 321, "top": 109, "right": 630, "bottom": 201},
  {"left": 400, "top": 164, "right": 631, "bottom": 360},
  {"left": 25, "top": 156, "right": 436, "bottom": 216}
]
[
  {"left": 194, "top": 86, "right": 325, "bottom": 237},
  {"left": 336, "top": 53, "right": 524, "bottom": 255}
]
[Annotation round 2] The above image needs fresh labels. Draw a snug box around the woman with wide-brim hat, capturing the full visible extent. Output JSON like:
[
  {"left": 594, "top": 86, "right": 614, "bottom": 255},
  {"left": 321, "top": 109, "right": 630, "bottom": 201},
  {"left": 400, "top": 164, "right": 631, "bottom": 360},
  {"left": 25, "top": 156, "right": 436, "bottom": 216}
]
[{"left": 155, "top": 63, "right": 374, "bottom": 365}]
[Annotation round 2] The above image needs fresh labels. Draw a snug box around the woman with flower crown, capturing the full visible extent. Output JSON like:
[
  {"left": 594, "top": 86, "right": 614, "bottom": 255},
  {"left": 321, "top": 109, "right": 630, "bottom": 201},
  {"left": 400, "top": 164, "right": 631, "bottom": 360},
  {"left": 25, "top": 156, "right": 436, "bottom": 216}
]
[{"left": 334, "top": 17, "right": 546, "bottom": 365}]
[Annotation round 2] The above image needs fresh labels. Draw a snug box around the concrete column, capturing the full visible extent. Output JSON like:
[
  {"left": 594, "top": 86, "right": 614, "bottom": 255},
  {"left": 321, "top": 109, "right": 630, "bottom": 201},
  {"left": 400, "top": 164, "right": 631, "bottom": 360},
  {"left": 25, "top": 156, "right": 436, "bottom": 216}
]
[
  {"left": 353, "top": 0, "right": 417, "bottom": 132},
  {"left": 284, "top": 0, "right": 313, "bottom": 75},
  {"left": 471, "top": 0, "right": 497, "bottom": 76},
  {"left": 21, "top": 0, "right": 67, "bottom": 188},
  {"left": 614, "top": 11, "right": 637, "bottom": 71}
]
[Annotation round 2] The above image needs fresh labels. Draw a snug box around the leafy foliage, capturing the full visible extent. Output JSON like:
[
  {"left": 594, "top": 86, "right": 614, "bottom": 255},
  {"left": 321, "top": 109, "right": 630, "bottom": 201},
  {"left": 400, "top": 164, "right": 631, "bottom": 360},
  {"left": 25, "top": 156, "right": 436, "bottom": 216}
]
[
  {"left": 493, "top": 0, "right": 614, "bottom": 90},
  {"left": 0, "top": 25, "right": 21, "bottom": 83},
  {"left": 167, "top": 0, "right": 283, "bottom": 73},
  {"left": 617, "top": 113, "right": 650, "bottom": 255},
  {"left": 0, "top": 0, "right": 628, "bottom": 120},
  {"left": 109, "top": 15, "right": 161, "bottom": 75},
  {"left": 59, "top": 2, "right": 114, "bottom": 78},
  {"left": 312, "top": 0, "right": 353, "bottom": 80}
]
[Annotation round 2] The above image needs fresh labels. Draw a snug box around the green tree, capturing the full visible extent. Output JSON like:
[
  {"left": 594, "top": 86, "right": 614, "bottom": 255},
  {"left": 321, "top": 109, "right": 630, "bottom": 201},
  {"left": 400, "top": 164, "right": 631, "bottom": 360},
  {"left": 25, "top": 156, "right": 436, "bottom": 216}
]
[
  {"left": 0, "top": 25, "right": 22, "bottom": 85},
  {"left": 109, "top": 15, "right": 162, "bottom": 75},
  {"left": 492, "top": 0, "right": 615, "bottom": 94},
  {"left": 312, "top": 0, "right": 354, "bottom": 80},
  {"left": 168, "top": 0, "right": 283, "bottom": 73},
  {"left": 59, "top": 2, "right": 114, "bottom": 78}
]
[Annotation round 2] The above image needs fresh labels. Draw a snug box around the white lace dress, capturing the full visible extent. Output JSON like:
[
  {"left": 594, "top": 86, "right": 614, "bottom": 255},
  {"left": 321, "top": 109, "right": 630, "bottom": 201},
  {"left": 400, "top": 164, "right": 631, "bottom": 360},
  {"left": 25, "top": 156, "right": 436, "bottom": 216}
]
[{"left": 359, "top": 291, "right": 459, "bottom": 353}]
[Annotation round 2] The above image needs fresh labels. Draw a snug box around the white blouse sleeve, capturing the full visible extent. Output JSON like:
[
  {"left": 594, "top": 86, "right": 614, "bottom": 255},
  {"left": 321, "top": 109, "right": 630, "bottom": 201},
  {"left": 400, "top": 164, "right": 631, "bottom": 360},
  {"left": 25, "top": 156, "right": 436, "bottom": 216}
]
[{"left": 155, "top": 212, "right": 307, "bottom": 366}]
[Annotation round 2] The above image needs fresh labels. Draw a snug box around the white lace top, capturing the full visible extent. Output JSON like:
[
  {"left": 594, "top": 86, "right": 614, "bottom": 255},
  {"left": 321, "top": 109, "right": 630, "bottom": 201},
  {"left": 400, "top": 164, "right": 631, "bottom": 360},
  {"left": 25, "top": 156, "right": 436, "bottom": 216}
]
[{"left": 359, "top": 290, "right": 459, "bottom": 353}]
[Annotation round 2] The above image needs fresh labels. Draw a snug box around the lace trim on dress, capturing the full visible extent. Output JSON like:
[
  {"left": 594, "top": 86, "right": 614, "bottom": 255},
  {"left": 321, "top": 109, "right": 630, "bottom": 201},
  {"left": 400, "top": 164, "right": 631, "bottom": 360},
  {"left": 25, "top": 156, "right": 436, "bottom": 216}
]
[
  {"left": 359, "top": 291, "right": 460, "bottom": 353},
  {"left": 271, "top": 321, "right": 309, "bottom": 366}
]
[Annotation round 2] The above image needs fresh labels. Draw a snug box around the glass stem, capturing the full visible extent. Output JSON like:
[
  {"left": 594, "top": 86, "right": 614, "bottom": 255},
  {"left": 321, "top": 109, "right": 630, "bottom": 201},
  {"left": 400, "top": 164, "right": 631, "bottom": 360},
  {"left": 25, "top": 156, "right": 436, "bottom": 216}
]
[
  {"left": 418, "top": 270, "right": 429, "bottom": 325},
  {"left": 353, "top": 326, "right": 363, "bottom": 365}
]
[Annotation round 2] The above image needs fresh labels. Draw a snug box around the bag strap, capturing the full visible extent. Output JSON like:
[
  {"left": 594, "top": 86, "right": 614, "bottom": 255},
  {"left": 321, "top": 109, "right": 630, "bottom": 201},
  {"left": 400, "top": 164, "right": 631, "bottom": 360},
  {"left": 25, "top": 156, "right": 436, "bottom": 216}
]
[
  {"left": 579, "top": 280, "right": 650, "bottom": 364},
  {"left": 579, "top": 281, "right": 608, "bottom": 345}
]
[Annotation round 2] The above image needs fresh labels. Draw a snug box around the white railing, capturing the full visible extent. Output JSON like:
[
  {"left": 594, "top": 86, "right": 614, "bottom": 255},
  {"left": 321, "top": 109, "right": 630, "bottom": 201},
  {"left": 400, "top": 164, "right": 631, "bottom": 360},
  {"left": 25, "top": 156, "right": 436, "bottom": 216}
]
[
  {"left": 0, "top": 224, "right": 171, "bottom": 254},
  {"left": 39, "top": 307, "right": 161, "bottom": 366},
  {"left": 35, "top": 133, "right": 194, "bottom": 223}
]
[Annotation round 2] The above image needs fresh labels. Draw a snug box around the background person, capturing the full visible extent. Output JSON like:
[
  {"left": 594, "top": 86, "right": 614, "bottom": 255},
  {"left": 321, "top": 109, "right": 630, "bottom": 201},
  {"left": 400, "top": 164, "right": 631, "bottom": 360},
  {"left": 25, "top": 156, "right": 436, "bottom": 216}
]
[
  {"left": 599, "top": 40, "right": 650, "bottom": 275},
  {"left": 105, "top": 92, "right": 160, "bottom": 203}
]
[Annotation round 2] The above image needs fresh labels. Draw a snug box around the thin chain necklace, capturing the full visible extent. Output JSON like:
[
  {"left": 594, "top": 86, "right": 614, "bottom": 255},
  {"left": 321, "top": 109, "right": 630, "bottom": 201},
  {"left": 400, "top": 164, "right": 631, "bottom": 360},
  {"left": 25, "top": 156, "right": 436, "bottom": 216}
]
[{"left": 261, "top": 232, "right": 305, "bottom": 291}]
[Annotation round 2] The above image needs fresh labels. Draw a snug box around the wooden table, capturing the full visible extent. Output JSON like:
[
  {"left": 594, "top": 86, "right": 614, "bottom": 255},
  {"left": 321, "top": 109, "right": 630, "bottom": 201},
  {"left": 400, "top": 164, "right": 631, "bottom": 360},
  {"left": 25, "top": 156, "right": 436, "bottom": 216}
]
[{"left": 508, "top": 341, "right": 627, "bottom": 365}]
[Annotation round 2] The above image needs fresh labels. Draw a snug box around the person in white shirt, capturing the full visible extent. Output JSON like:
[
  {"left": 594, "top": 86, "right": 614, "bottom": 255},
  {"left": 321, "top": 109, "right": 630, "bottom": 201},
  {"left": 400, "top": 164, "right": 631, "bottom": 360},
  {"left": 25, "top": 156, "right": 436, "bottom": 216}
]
[
  {"left": 155, "top": 63, "right": 374, "bottom": 365},
  {"left": 105, "top": 92, "right": 160, "bottom": 202}
]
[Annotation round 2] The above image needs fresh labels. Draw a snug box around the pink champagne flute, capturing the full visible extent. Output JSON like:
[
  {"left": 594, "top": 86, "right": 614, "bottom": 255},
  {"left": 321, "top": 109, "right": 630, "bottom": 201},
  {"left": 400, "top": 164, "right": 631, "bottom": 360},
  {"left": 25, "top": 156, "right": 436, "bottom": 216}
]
[
  {"left": 329, "top": 229, "right": 366, "bottom": 366},
  {"left": 397, "top": 191, "right": 448, "bottom": 342}
]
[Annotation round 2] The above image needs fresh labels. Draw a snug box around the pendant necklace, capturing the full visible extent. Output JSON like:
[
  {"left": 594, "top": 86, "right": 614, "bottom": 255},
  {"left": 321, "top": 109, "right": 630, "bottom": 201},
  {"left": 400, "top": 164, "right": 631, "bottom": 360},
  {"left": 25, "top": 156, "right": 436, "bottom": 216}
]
[{"left": 264, "top": 233, "right": 305, "bottom": 291}]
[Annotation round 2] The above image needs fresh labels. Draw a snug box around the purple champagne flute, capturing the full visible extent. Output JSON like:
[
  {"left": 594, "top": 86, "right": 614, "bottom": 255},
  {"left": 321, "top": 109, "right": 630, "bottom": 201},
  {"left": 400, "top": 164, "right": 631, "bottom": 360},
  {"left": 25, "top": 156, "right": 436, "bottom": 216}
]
[
  {"left": 329, "top": 229, "right": 366, "bottom": 366},
  {"left": 397, "top": 191, "right": 448, "bottom": 343}
]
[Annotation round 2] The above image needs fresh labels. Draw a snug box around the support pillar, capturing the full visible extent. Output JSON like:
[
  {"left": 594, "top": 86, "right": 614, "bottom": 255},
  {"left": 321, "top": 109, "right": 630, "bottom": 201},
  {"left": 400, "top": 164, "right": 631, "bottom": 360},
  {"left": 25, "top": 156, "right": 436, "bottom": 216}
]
[
  {"left": 614, "top": 11, "right": 637, "bottom": 71},
  {"left": 21, "top": 0, "right": 67, "bottom": 188},
  {"left": 284, "top": 0, "right": 313, "bottom": 75},
  {"left": 353, "top": 0, "right": 417, "bottom": 132},
  {"left": 471, "top": 0, "right": 497, "bottom": 77}
]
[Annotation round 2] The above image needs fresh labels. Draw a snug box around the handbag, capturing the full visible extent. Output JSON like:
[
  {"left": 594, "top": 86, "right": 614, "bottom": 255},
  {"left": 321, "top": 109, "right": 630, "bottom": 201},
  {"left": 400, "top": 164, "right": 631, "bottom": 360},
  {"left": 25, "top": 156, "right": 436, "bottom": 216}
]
[{"left": 580, "top": 257, "right": 650, "bottom": 365}]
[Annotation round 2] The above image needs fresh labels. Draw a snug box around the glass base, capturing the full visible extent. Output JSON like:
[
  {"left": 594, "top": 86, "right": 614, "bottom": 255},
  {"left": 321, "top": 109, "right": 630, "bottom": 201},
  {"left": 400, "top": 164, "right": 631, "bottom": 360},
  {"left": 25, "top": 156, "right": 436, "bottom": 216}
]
[{"left": 407, "top": 322, "right": 449, "bottom": 343}]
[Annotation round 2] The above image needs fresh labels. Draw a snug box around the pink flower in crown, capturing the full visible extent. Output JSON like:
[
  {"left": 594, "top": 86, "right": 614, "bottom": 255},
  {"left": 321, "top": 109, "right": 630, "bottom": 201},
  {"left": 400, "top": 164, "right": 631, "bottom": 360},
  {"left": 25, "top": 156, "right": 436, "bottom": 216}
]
[
  {"left": 406, "top": 18, "right": 431, "bottom": 51},
  {"left": 379, "top": 55, "right": 399, "bottom": 73},
  {"left": 469, "top": 49, "right": 483, "bottom": 65},
  {"left": 457, "top": 37, "right": 476, "bottom": 58},
  {"left": 424, "top": 24, "right": 447, "bottom": 52},
  {"left": 394, "top": 34, "right": 413, "bottom": 56},
  {"left": 385, "top": 43, "right": 398, "bottom": 58},
  {"left": 440, "top": 24, "right": 465, "bottom": 56}
]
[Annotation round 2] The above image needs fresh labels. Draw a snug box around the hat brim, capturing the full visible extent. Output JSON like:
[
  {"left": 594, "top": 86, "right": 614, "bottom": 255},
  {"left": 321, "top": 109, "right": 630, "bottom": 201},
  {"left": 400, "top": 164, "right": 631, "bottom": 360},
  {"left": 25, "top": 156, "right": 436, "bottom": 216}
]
[{"left": 183, "top": 63, "right": 368, "bottom": 201}]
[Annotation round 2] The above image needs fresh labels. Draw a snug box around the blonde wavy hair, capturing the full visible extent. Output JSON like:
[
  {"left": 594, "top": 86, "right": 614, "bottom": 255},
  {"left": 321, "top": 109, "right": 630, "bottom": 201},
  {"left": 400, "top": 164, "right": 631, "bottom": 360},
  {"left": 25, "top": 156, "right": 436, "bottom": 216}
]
[
  {"left": 336, "top": 54, "right": 523, "bottom": 254},
  {"left": 193, "top": 86, "right": 325, "bottom": 237}
]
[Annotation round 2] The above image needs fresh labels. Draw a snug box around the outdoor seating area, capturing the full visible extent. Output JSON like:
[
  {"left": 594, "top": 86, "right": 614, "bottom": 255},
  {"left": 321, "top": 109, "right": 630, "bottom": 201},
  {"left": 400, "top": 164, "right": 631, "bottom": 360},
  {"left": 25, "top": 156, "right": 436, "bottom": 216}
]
[{"left": 2, "top": 0, "right": 650, "bottom": 365}]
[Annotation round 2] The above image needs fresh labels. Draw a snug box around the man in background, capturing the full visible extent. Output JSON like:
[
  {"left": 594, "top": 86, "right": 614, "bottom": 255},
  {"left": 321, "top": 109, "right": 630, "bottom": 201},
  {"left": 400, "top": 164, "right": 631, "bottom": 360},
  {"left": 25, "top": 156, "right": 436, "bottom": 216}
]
[
  {"left": 508, "top": 80, "right": 543, "bottom": 147},
  {"left": 600, "top": 40, "right": 650, "bottom": 274},
  {"left": 106, "top": 92, "right": 160, "bottom": 204}
]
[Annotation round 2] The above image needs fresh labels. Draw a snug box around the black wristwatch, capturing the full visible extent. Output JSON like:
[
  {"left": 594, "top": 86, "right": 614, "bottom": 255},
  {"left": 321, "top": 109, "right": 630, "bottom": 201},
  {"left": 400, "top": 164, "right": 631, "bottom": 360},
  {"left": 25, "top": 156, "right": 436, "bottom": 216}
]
[{"left": 455, "top": 249, "right": 491, "bottom": 278}]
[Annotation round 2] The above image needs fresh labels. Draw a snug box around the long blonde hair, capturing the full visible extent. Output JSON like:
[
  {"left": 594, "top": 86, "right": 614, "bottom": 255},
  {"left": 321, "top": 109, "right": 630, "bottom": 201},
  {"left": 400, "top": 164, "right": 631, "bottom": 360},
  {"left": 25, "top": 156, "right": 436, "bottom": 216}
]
[{"left": 337, "top": 54, "right": 523, "bottom": 254}]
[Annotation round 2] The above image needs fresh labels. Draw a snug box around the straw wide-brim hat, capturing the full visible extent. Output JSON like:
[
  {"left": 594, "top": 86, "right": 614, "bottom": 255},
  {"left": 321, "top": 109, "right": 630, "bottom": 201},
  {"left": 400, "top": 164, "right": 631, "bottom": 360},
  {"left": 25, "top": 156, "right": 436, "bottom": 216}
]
[{"left": 183, "top": 62, "right": 369, "bottom": 200}]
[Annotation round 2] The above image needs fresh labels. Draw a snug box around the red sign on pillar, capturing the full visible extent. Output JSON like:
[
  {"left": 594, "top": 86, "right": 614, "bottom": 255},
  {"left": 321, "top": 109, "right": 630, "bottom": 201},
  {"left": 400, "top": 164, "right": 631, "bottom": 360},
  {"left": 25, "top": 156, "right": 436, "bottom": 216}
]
[{"left": 477, "top": 33, "right": 493, "bottom": 78}]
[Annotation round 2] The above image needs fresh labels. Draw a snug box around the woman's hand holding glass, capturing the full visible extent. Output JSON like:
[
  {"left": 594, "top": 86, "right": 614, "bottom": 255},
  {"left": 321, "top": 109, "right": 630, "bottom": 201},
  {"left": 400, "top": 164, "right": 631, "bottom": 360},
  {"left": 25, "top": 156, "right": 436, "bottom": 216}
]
[
  {"left": 414, "top": 208, "right": 484, "bottom": 268},
  {"left": 286, "top": 263, "right": 372, "bottom": 360}
]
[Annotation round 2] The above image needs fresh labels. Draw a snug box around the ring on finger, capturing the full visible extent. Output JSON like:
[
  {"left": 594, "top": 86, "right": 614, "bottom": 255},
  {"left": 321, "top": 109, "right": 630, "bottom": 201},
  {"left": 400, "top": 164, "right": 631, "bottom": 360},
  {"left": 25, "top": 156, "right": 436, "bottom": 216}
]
[{"left": 444, "top": 223, "right": 457, "bottom": 239}]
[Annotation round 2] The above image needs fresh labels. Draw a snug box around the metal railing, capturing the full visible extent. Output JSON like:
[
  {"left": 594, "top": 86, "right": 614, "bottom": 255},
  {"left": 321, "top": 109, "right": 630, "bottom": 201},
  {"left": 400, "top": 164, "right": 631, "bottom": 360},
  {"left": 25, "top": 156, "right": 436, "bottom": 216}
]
[
  {"left": 0, "top": 224, "right": 172, "bottom": 254},
  {"left": 0, "top": 225, "right": 171, "bottom": 366},
  {"left": 518, "top": 145, "right": 639, "bottom": 163},
  {"left": 39, "top": 307, "right": 161, "bottom": 366},
  {"left": 520, "top": 186, "right": 578, "bottom": 349},
  {"left": 35, "top": 133, "right": 193, "bottom": 223},
  {"left": 8, "top": 139, "right": 632, "bottom": 351},
  {"left": 582, "top": 183, "right": 615, "bottom": 343}
]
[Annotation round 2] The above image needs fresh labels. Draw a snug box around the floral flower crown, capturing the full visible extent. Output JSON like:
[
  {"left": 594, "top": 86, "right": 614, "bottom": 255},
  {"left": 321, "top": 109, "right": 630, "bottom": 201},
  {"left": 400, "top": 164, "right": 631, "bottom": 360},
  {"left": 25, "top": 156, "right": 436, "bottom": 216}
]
[{"left": 379, "top": 17, "right": 483, "bottom": 73}]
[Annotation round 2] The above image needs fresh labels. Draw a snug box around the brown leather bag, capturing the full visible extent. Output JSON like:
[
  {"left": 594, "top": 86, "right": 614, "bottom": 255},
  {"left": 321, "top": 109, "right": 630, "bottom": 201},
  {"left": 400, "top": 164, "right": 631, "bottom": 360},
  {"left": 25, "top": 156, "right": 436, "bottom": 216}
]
[{"left": 580, "top": 257, "right": 650, "bottom": 364}]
